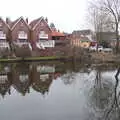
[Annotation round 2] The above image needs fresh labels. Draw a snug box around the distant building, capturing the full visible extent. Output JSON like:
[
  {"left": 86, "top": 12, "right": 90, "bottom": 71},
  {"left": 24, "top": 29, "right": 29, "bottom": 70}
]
[
  {"left": 71, "top": 36, "right": 91, "bottom": 48},
  {"left": 96, "top": 32, "right": 116, "bottom": 47},
  {"left": 71, "top": 29, "right": 93, "bottom": 48},
  {"left": 72, "top": 29, "right": 94, "bottom": 41},
  {"left": 51, "top": 30, "right": 65, "bottom": 40},
  {"left": 50, "top": 22, "right": 66, "bottom": 40}
]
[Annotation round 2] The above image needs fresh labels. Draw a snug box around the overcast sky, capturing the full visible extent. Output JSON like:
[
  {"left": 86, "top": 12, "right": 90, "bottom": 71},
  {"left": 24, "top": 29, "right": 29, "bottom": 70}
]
[{"left": 1, "top": 0, "right": 88, "bottom": 33}]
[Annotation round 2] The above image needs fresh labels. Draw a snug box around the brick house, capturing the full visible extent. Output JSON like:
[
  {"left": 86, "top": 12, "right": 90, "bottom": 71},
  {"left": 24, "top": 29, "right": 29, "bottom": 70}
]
[
  {"left": 72, "top": 29, "right": 93, "bottom": 41},
  {"left": 0, "top": 18, "right": 10, "bottom": 49},
  {"left": 10, "top": 17, "right": 31, "bottom": 46},
  {"left": 29, "top": 17, "right": 52, "bottom": 41},
  {"left": 71, "top": 29, "right": 93, "bottom": 48},
  {"left": 29, "top": 17, "right": 53, "bottom": 49}
]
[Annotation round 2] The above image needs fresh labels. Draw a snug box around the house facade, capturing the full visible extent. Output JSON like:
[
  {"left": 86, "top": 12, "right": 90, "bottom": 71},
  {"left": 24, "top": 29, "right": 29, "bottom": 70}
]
[
  {"left": 72, "top": 29, "right": 93, "bottom": 41},
  {"left": 11, "top": 17, "right": 31, "bottom": 47},
  {"left": 0, "top": 17, "right": 68, "bottom": 57},
  {"left": 71, "top": 29, "right": 93, "bottom": 48},
  {"left": 29, "top": 17, "right": 53, "bottom": 49},
  {"left": 96, "top": 32, "right": 116, "bottom": 48},
  {"left": 0, "top": 18, "right": 10, "bottom": 49},
  {"left": 30, "top": 17, "right": 52, "bottom": 41}
]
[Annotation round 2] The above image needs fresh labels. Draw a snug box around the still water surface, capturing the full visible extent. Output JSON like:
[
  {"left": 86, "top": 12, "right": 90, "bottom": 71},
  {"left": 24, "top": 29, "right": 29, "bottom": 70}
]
[{"left": 0, "top": 62, "right": 119, "bottom": 120}]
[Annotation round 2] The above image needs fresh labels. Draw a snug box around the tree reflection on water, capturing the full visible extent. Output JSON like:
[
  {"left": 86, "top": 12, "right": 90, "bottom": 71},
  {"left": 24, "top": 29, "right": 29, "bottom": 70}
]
[
  {"left": 103, "top": 67, "right": 120, "bottom": 120},
  {"left": 87, "top": 65, "right": 120, "bottom": 120}
]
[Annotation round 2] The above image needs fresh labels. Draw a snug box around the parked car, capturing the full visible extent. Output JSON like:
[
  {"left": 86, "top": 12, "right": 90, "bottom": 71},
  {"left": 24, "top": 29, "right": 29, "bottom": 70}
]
[
  {"left": 103, "top": 48, "right": 113, "bottom": 52},
  {"left": 89, "top": 46, "right": 97, "bottom": 51},
  {"left": 89, "top": 46, "right": 103, "bottom": 52},
  {"left": 98, "top": 46, "right": 103, "bottom": 52}
]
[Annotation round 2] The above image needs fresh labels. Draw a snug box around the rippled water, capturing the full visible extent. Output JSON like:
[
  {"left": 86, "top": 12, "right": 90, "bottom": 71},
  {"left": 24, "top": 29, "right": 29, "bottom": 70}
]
[{"left": 0, "top": 61, "right": 119, "bottom": 120}]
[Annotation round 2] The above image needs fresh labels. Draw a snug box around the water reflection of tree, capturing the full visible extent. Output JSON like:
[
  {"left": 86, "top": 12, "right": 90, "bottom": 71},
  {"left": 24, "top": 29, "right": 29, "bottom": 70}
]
[
  {"left": 88, "top": 66, "right": 120, "bottom": 120},
  {"left": 103, "top": 68, "right": 120, "bottom": 120},
  {"left": 89, "top": 67, "right": 114, "bottom": 120}
]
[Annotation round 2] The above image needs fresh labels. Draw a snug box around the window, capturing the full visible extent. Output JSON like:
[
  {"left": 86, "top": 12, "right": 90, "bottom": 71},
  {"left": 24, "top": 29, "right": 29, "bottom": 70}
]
[
  {"left": 0, "top": 31, "right": 6, "bottom": 40},
  {"left": 40, "top": 31, "right": 45, "bottom": 34},
  {"left": 0, "top": 22, "right": 2, "bottom": 27}
]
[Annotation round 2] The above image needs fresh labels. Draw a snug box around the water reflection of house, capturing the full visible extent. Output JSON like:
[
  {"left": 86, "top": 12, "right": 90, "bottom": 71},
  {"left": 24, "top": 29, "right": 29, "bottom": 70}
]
[
  {"left": 31, "top": 65, "right": 54, "bottom": 95},
  {"left": 12, "top": 63, "right": 31, "bottom": 95},
  {"left": 0, "top": 69, "right": 12, "bottom": 98}
]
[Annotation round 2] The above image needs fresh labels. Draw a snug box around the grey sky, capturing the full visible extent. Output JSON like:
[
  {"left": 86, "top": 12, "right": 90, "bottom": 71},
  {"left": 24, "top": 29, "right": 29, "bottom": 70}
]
[{"left": 1, "top": 0, "right": 88, "bottom": 33}]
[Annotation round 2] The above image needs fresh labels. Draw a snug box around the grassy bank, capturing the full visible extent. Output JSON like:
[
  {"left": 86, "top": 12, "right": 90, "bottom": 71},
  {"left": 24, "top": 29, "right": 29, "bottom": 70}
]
[
  {"left": 0, "top": 56, "right": 69, "bottom": 62},
  {"left": 1, "top": 52, "right": 120, "bottom": 64}
]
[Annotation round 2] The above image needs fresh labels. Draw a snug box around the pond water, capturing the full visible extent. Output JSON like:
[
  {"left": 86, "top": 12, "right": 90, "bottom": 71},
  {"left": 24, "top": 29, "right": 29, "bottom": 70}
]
[{"left": 0, "top": 61, "right": 120, "bottom": 120}]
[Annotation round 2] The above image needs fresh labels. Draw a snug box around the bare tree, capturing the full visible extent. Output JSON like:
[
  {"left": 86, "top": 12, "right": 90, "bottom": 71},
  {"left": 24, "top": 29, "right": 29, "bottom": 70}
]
[
  {"left": 101, "top": 0, "right": 120, "bottom": 53},
  {"left": 88, "top": 1, "right": 115, "bottom": 45},
  {"left": 89, "top": 0, "right": 120, "bottom": 53}
]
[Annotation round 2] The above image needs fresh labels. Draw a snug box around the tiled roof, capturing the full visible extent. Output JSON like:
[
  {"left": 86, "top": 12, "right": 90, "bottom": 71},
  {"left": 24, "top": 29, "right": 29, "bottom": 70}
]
[
  {"left": 72, "top": 29, "right": 92, "bottom": 35},
  {"left": 29, "top": 17, "right": 43, "bottom": 29},
  {"left": 0, "top": 17, "right": 11, "bottom": 29},
  {"left": 80, "top": 36, "right": 90, "bottom": 42},
  {"left": 11, "top": 17, "right": 30, "bottom": 30},
  {"left": 51, "top": 31, "right": 65, "bottom": 37}
]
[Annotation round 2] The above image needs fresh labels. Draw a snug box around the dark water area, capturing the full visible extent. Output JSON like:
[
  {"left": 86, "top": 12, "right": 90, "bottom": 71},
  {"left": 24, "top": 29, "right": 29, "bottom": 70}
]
[{"left": 0, "top": 61, "right": 120, "bottom": 120}]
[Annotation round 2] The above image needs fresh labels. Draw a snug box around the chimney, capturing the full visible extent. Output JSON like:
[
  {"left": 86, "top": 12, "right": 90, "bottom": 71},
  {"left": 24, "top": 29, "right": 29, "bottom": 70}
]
[
  {"left": 6, "top": 17, "right": 10, "bottom": 24},
  {"left": 45, "top": 17, "right": 48, "bottom": 23},
  {"left": 26, "top": 18, "right": 28, "bottom": 23},
  {"left": 6, "top": 17, "right": 12, "bottom": 26}
]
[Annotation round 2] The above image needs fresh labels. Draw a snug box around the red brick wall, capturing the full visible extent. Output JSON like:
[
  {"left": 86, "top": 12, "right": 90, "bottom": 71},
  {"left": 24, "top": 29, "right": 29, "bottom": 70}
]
[
  {"left": 32, "top": 19, "right": 52, "bottom": 42},
  {"left": 0, "top": 19, "right": 10, "bottom": 41},
  {"left": 11, "top": 19, "right": 30, "bottom": 42}
]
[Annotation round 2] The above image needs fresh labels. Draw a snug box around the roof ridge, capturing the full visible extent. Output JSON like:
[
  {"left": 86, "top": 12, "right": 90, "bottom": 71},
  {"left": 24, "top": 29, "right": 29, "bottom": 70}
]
[
  {"left": 11, "top": 17, "right": 30, "bottom": 30},
  {"left": 0, "top": 17, "right": 11, "bottom": 29}
]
